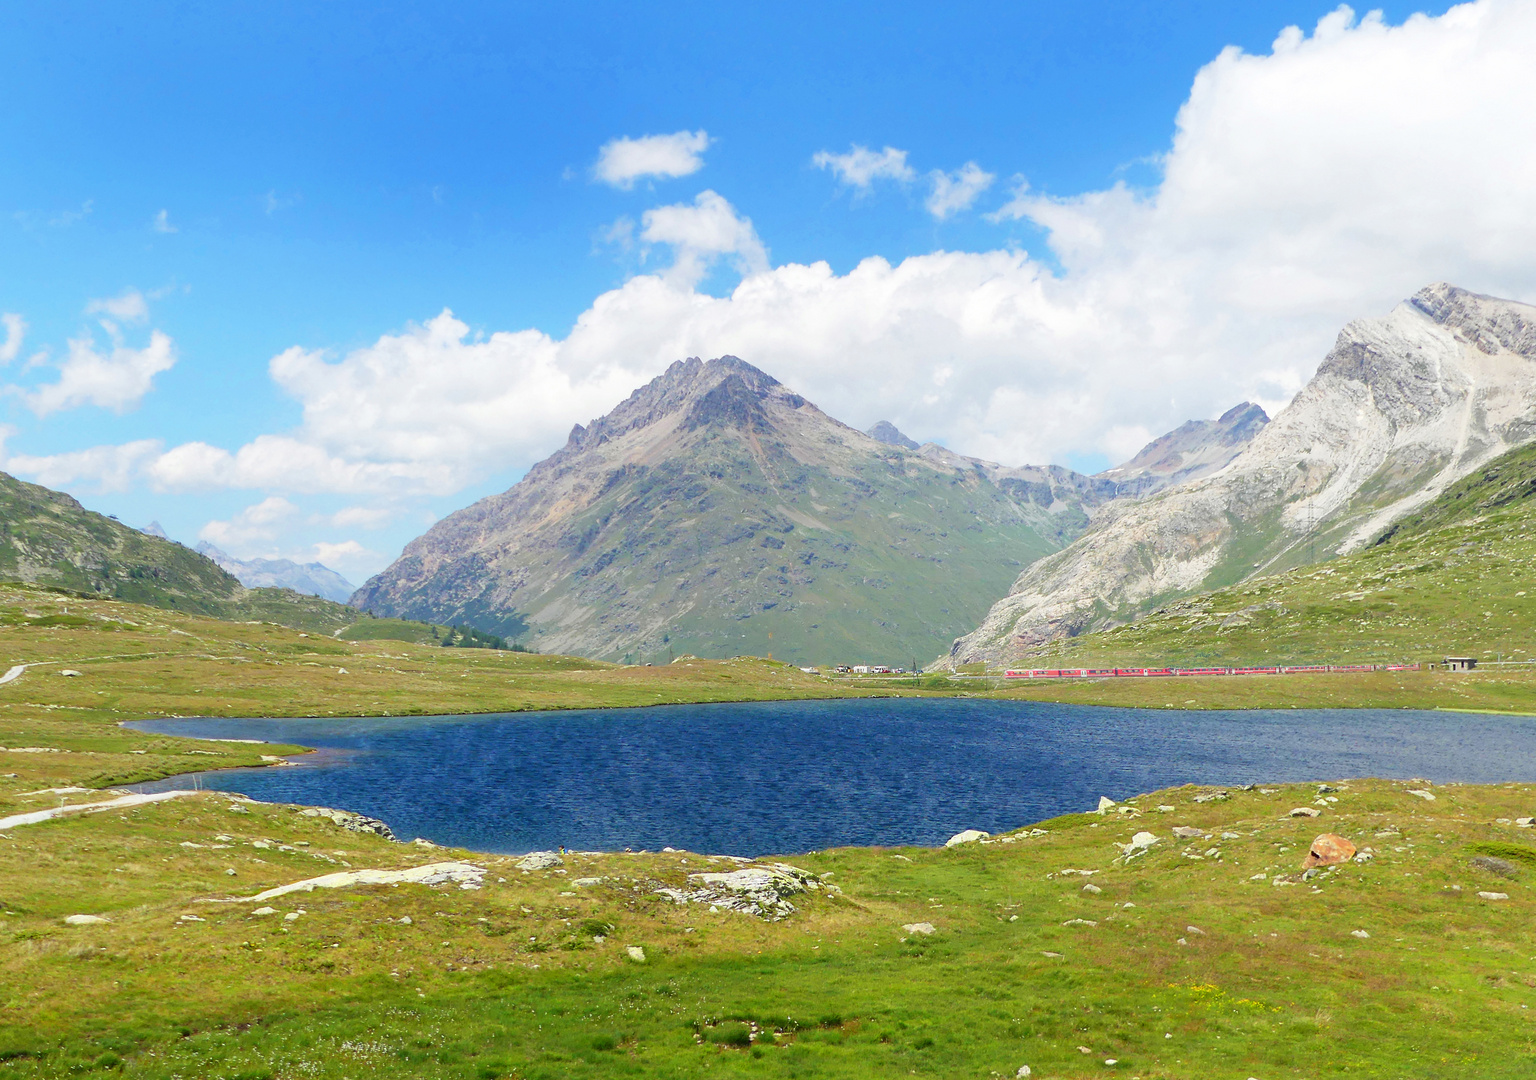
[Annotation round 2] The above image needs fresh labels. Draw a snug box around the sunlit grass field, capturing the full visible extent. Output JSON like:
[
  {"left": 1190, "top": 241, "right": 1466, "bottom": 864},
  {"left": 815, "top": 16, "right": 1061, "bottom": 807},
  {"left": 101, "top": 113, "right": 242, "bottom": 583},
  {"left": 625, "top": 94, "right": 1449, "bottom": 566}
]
[
  {"left": 3, "top": 776, "right": 1534, "bottom": 1078},
  {"left": 6, "top": 571, "right": 1536, "bottom": 1077}
]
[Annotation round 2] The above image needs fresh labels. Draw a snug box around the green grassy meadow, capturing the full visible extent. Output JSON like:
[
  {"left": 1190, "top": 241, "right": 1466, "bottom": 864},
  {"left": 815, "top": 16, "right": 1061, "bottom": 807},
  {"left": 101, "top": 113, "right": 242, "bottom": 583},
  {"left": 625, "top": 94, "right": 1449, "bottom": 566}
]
[
  {"left": 3, "top": 777, "right": 1535, "bottom": 1078},
  {"left": 8, "top": 511, "right": 1536, "bottom": 1078}
]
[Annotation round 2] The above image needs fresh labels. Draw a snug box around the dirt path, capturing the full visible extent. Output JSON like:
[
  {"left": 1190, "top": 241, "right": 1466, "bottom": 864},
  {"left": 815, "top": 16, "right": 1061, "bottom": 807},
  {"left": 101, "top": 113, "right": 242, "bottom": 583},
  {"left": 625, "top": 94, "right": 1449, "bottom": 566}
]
[{"left": 0, "top": 789, "right": 201, "bottom": 831}]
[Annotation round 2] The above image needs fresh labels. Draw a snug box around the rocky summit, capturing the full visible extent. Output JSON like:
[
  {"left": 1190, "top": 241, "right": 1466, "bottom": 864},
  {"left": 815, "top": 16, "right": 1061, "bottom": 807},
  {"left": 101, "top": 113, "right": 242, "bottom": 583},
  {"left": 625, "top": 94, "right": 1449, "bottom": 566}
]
[
  {"left": 949, "top": 283, "right": 1536, "bottom": 667},
  {"left": 352, "top": 356, "right": 1113, "bottom": 663}
]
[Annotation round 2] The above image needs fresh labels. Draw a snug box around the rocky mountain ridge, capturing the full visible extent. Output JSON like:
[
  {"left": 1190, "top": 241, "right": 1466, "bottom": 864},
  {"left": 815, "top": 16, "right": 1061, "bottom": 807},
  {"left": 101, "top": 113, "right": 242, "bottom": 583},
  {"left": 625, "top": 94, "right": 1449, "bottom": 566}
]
[
  {"left": 195, "top": 542, "right": 356, "bottom": 603},
  {"left": 354, "top": 357, "right": 1130, "bottom": 662},
  {"left": 947, "top": 283, "right": 1536, "bottom": 668}
]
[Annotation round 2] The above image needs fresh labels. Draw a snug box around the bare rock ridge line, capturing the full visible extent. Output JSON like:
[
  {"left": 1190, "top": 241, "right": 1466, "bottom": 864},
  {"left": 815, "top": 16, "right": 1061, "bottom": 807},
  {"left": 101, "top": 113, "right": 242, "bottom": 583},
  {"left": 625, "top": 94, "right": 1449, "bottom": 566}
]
[
  {"left": 354, "top": 356, "right": 1264, "bottom": 664},
  {"left": 947, "top": 283, "right": 1536, "bottom": 668},
  {"left": 1098, "top": 401, "right": 1270, "bottom": 498},
  {"left": 195, "top": 541, "right": 357, "bottom": 604}
]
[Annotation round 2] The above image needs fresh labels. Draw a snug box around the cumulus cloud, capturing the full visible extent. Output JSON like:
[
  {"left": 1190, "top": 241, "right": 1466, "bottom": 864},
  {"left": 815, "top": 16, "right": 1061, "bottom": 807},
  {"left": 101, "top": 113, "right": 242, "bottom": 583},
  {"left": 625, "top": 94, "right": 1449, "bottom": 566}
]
[
  {"left": 639, "top": 190, "right": 769, "bottom": 284},
  {"left": 0, "top": 314, "right": 24, "bottom": 364},
  {"left": 812, "top": 145, "right": 915, "bottom": 189},
  {"left": 926, "top": 162, "right": 995, "bottom": 220},
  {"left": 594, "top": 130, "right": 711, "bottom": 188},
  {"left": 311, "top": 539, "right": 378, "bottom": 575},
  {"left": 198, "top": 495, "right": 299, "bottom": 549},
  {"left": 1, "top": 438, "right": 163, "bottom": 493},
  {"left": 11, "top": 2, "right": 1536, "bottom": 526},
  {"left": 23, "top": 328, "right": 175, "bottom": 417},
  {"left": 152, "top": 209, "right": 177, "bottom": 234}
]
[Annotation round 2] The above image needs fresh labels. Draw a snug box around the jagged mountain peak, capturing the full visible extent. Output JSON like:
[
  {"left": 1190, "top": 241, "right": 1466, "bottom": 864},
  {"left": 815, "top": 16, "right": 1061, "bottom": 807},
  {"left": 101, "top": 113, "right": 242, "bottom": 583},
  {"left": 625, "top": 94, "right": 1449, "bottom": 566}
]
[
  {"left": 1096, "top": 401, "right": 1269, "bottom": 497},
  {"left": 1409, "top": 282, "right": 1536, "bottom": 358},
  {"left": 352, "top": 353, "right": 1113, "bottom": 661},
  {"left": 564, "top": 355, "right": 797, "bottom": 452},
  {"left": 948, "top": 283, "right": 1536, "bottom": 667},
  {"left": 867, "top": 421, "right": 920, "bottom": 450}
]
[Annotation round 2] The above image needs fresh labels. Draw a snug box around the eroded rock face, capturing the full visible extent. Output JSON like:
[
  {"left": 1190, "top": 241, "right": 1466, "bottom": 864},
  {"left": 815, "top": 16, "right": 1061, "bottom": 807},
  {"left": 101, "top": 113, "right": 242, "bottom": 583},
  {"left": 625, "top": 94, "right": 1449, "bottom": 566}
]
[
  {"left": 654, "top": 862, "right": 823, "bottom": 921},
  {"left": 1302, "top": 833, "right": 1357, "bottom": 868},
  {"left": 949, "top": 284, "right": 1536, "bottom": 667}
]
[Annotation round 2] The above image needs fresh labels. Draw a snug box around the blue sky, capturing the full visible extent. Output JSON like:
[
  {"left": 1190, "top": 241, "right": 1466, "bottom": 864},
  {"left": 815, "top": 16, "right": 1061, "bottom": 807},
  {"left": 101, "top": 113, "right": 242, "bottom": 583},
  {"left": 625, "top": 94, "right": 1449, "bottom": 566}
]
[{"left": 7, "top": 0, "right": 1534, "bottom": 584}]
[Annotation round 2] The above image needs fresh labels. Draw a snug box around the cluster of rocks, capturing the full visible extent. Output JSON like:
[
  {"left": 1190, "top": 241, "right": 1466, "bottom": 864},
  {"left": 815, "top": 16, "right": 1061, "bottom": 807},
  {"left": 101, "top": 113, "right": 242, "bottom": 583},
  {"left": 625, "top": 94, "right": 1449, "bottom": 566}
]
[
  {"left": 654, "top": 863, "right": 828, "bottom": 921},
  {"left": 297, "top": 806, "right": 397, "bottom": 841}
]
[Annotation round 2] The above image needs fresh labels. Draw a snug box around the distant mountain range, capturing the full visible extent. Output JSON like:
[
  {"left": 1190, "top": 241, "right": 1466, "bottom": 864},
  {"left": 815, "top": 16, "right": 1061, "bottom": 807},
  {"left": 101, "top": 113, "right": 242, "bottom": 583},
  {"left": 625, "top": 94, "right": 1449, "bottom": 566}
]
[
  {"left": 0, "top": 470, "right": 357, "bottom": 632},
  {"left": 194, "top": 542, "right": 356, "bottom": 603},
  {"left": 351, "top": 356, "right": 1269, "bottom": 663},
  {"left": 949, "top": 283, "right": 1536, "bottom": 667}
]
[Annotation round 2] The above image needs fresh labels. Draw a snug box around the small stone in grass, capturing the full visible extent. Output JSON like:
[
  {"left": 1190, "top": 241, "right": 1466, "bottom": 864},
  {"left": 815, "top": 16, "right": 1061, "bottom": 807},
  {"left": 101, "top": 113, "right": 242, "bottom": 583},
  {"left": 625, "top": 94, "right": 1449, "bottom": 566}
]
[
  {"left": 1186, "top": 925, "right": 1205, "bottom": 935},
  {"left": 626, "top": 945, "right": 646, "bottom": 962},
  {"left": 64, "top": 914, "right": 108, "bottom": 926},
  {"left": 1016, "top": 1067, "right": 1032, "bottom": 1078},
  {"left": 1352, "top": 929, "right": 1370, "bottom": 939},
  {"left": 1082, "top": 883, "right": 1102, "bottom": 894},
  {"left": 902, "top": 922, "right": 936, "bottom": 935},
  {"left": 1478, "top": 891, "right": 1510, "bottom": 901},
  {"left": 1290, "top": 807, "right": 1321, "bottom": 818}
]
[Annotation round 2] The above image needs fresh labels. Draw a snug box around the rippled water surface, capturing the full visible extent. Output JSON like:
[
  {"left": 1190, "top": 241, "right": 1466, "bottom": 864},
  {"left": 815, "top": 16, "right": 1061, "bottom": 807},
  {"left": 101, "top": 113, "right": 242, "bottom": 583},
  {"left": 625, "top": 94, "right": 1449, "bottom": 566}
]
[{"left": 130, "top": 699, "right": 1536, "bottom": 855}]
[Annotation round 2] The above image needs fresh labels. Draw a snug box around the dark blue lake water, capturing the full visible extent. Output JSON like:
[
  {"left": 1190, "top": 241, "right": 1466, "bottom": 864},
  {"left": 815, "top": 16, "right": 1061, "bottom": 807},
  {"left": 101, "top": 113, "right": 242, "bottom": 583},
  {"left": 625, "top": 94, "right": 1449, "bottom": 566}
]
[{"left": 128, "top": 699, "right": 1536, "bottom": 856}]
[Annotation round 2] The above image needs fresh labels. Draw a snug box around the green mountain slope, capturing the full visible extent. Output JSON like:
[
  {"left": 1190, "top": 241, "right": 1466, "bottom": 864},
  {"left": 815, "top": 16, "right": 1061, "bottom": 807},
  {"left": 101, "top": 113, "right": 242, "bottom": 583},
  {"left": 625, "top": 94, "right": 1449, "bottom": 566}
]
[
  {"left": 1015, "top": 439, "right": 1536, "bottom": 669},
  {"left": 354, "top": 357, "right": 1107, "bottom": 665},
  {"left": 0, "top": 470, "right": 503, "bottom": 643},
  {"left": 0, "top": 470, "right": 244, "bottom": 613}
]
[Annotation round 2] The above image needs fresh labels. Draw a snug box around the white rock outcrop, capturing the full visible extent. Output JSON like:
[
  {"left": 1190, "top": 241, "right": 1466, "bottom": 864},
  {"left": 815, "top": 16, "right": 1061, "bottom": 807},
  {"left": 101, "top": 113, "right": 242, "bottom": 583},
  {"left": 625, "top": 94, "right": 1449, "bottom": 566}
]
[
  {"left": 654, "top": 862, "right": 822, "bottom": 921},
  {"left": 516, "top": 851, "right": 563, "bottom": 871},
  {"left": 949, "top": 284, "right": 1536, "bottom": 664},
  {"left": 945, "top": 829, "right": 990, "bottom": 846}
]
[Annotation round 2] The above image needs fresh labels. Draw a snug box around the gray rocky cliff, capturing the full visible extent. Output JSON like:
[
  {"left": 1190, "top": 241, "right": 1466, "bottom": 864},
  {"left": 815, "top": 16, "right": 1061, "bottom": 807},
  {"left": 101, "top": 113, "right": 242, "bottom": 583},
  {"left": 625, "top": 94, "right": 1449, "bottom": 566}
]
[{"left": 946, "top": 283, "right": 1536, "bottom": 668}]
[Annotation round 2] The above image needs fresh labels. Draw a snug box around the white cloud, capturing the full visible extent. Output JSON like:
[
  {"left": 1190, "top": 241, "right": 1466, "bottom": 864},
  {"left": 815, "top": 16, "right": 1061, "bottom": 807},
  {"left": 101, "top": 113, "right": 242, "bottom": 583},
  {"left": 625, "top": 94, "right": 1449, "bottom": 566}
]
[
  {"left": 12, "top": 1, "right": 1536, "bottom": 539},
  {"left": 639, "top": 190, "right": 768, "bottom": 285},
  {"left": 1, "top": 439, "right": 163, "bottom": 493},
  {"left": 594, "top": 130, "right": 711, "bottom": 188},
  {"left": 23, "top": 328, "right": 175, "bottom": 417},
  {"left": 326, "top": 506, "right": 394, "bottom": 530},
  {"left": 152, "top": 209, "right": 177, "bottom": 234},
  {"left": 85, "top": 289, "right": 150, "bottom": 324},
  {"left": 812, "top": 145, "right": 915, "bottom": 189},
  {"left": 199, "top": 495, "right": 298, "bottom": 549},
  {"left": 0, "top": 314, "right": 24, "bottom": 364},
  {"left": 926, "top": 162, "right": 995, "bottom": 220},
  {"left": 311, "top": 539, "right": 378, "bottom": 575}
]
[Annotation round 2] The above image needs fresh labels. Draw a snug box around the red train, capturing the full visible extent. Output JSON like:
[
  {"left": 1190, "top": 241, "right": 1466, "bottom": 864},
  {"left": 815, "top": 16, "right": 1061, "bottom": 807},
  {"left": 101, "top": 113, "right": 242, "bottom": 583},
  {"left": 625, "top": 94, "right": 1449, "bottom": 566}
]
[{"left": 1002, "top": 663, "right": 1419, "bottom": 680}]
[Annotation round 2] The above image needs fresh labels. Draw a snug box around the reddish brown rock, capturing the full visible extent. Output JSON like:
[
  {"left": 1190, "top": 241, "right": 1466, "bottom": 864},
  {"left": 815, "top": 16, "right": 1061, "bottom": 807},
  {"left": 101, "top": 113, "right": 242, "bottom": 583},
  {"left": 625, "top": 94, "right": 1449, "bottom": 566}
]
[{"left": 1302, "top": 833, "right": 1357, "bottom": 868}]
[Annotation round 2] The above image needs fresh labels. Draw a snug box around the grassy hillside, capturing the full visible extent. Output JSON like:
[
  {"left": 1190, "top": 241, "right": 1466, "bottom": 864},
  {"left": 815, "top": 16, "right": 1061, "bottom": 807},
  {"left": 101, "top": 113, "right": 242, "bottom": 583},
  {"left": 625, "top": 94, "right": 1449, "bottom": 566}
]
[
  {"left": 3, "top": 763, "right": 1534, "bottom": 1078},
  {"left": 0, "top": 469, "right": 523, "bottom": 650},
  {"left": 0, "top": 470, "right": 243, "bottom": 613},
  {"left": 1009, "top": 440, "right": 1536, "bottom": 670}
]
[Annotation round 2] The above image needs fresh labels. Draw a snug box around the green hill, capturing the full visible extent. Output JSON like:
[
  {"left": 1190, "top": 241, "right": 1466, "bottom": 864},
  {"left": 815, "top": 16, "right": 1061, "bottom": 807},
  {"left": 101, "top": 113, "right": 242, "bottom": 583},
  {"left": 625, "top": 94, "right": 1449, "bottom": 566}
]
[
  {"left": 0, "top": 470, "right": 509, "bottom": 645},
  {"left": 1017, "top": 439, "right": 1536, "bottom": 669},
  {"left": 0, "top": 469, "right": 244, "bottom": 614}
]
